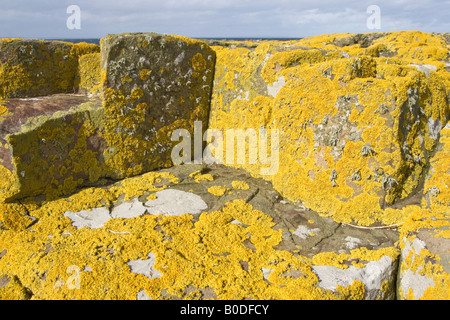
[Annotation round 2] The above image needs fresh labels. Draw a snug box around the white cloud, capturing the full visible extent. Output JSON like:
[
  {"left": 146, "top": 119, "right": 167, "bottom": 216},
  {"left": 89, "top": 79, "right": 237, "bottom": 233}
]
[{"left": 0, "top": 0, "right": 448, "bottom": 39}]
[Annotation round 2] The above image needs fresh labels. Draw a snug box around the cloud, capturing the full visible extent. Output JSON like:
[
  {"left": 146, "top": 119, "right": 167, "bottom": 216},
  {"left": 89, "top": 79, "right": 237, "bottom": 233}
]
[{"left": 0, "top": 0, "right": 448, "bottom": 39}]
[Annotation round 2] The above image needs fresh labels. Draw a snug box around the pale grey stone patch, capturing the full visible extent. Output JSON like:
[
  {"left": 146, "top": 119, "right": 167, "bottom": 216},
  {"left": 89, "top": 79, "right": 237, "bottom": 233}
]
[
  {"left": 293, "top": 225, "right": 321, "bottom": 240},
  {"left": 137, "top": 289, "right": 152, "bottom": 300},
  {"left": 398, "top": 236, "right": 435, "bottom": 300},
  {"left": 428, "top": 117, "right": 442, "bottom": 141},
  {"left": 111, "top": 198, "right": 147, "bottom": 219},
  {"left": 345, "top": 236, "right": 362, "bottom": 250},
  {"left": 312, "top": 255, "right": 396, "bottom": 300},
  {"left": 127, "top": 252, "right": 162, "bottom": 279},
  {"left": 409, "top": 63, "right": 437, "bottom": 77},
  {"left": 262, "top": 267, "right": 274, "bottom": 281},
  {"left": 64, "top": 207, "right": 111, "bottom": 229},
  {"left": 144, "top": 189, "right": 208, "bottom": 216},
  {"left": 267, "top": 75, "right": 286, "bottom": 98},
  {"left": 399, "top": 269, "right": 435, "bottom": 300}
]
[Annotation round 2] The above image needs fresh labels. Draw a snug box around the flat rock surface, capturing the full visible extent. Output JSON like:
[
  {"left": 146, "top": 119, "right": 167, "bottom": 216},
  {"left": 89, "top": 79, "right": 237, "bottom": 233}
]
[{"left": 0, "top": 163, "right": 401, "bottom": 300}]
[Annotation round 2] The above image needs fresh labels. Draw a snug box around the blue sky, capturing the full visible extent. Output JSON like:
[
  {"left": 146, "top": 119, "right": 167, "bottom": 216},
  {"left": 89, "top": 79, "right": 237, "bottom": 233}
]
[{"left": 0, "top": 0, "right": 449, "bottom": 39}]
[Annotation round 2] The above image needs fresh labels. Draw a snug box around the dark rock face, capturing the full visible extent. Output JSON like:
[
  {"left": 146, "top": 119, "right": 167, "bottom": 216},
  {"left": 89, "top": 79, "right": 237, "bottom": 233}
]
[{"left": 100, "top": 33, "right": 216, "bottom": 179}]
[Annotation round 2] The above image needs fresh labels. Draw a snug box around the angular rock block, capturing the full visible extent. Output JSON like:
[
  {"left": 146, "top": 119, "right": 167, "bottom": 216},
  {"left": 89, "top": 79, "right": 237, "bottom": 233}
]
[
  {"left": 0, "top": 34, "right": 216, "bottom": 200},
  {"left": 100, "top": 32, "right": 216, "bottom": 179},
  {"left": 209, "top": 31, "right": 450, "bottom": 226},
  {"left": 0, "top": 95, "right": 104, "bottom": 200},
  {"left": 0, "top": 39, "right": 99, "bottom": 99}
]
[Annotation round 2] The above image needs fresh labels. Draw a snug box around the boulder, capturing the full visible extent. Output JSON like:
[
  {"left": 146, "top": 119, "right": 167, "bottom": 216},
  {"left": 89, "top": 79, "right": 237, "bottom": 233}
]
[
  {"left": 0, "top": 39, "right": 99, "bottom": 98},
  {"left": 100, "top": 32, "right": 216, "bottom": 179},
  {"left": 208, "top": 31, "right": 450, "bottom": 227},
  {"left": 0, "top": 33, "right": 216, "bottom": 200},
  {"left": 0, "top": 95, "right": 104, "bottom": 201}
]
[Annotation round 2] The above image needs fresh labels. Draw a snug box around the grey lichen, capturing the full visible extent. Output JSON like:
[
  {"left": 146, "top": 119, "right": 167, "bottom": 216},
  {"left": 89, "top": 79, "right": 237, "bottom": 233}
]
[
  {"left": 382, "top": 174, "right": 398, "bottom": 191},
  {"left": 427, "top": 186, "right": 440, "bottom": 197},
  {"left": 361, "top": 144, "right": 376, "bottom": 157},
  {"left": 330, "top": 169, "right": 338, "bottom": 187},
  {"left": 351, "top": 170, "right": 362, "bottom": 182}
]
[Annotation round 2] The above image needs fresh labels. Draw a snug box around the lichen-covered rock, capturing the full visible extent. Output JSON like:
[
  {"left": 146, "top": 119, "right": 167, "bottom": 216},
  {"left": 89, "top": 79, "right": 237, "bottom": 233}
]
[
  {"left": 398, "top": 210, "right": 450, "bottom": 300},
  {"left": 100, "top": 32, "right": 216, "bottom": 179},
  {"left": 397, "top": 125, "right": 450, "bottom": 300},
  {"left": 77, "top": 53, "right": 101, "bottom": 96},
  {"left": 0, "top": 39, "right": 99, "bottom": 98},
  {"left": 0, "top": 163, "right": 401, "bottom": 300},
  {"left": 0, "top": 95, "right": 104, "bottom": 200},
  {"left": 209, "top": 31, "right": 450, "bottom": 227},
  {"left": 423, "top": 125, "right": 450, "bottom": 213}
]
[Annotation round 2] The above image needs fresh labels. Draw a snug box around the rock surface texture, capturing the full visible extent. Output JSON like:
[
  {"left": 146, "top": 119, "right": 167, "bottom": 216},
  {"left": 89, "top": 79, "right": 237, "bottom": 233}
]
[{"left": 0, "top": 31, "right": 448, "bottom": 300}]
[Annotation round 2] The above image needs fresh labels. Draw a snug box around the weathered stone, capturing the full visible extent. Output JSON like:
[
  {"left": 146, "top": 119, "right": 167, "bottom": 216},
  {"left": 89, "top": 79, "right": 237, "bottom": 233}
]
[
  {"left": 398, "top": 218, "right": 450, "bottom": 300},
  {"left": 0, "top": 39, "right": 99, "bottom": 98},
  {"left": 100, "top": 32, "right": 216, "bottom": 180},
  {"left": 77, "top": 53, "right": 101, "bottom": 96},
  {"left": 0, "top": 95, "right": 104, "bottom": 200},
  {"left": 209, "top": 31, "right": 450, "bottom": 227},
  {"left": 37, "top": 163, "right": 400, "bottom": 300},
  {"left": 0, "top": 31, "right": 448, "bottom": 301}
]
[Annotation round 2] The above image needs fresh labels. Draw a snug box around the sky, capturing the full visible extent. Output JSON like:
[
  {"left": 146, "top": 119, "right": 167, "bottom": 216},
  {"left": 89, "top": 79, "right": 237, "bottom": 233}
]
[{"left": 0, "top": 0, "right": 448, "bottom": 39}]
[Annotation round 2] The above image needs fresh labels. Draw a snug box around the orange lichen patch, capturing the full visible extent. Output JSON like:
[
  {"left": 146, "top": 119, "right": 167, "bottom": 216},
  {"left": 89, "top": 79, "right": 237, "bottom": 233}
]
[
  {"left": 398, "top": 206, "right": 450, "bottom": 300},
  {"left": 423, "top": 127, "right": 450, "bottom": 214},
  {"left": 312, "top": 247, "right": 400, "bottom": 269}
]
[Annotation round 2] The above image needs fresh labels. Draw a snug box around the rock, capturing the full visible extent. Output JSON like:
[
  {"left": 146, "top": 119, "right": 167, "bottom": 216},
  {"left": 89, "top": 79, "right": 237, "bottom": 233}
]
[
  {"left": 0, "top": 163, "right": 402, "bottom": 300},
  {"left": 100, "top": 32, "right": 216, "bottom": 179},
  {"left": 312, "top": 255, "right": 398, "bottom": 300},
  {"left": 398, "top": 125, "right": 450, "bottom": 300},
  {"left": 0, "top": 40, "right": 99, "bottom": 98},
  {"left": 64, "top": 207, "right": 111, "bottom": 229},
  {"left": 0, "top": 95, "right": 104, "bottom": 200},
  {"left": 0, "top": 31, "right": 448, "bottom": 300},
  {"left": 208, "top": 31, "right": 450, "bottom": 227},
  {"left": 145, "top": 189, "right": 208, "bottom": 216},
  {"left": 0, "top": 33, "right": 217, "bottom": 200},
  {"left": 77, "top": 53, "right": 101, "bottom": 96},
  {"left": 398, "top": 213, "right": 450, "bottom": 300},
  {"left": 423, "top": 126, "right": 450, "bottom": 213},
  {"left": 110, "top": 198, "right": 147, "bottom": 219}
]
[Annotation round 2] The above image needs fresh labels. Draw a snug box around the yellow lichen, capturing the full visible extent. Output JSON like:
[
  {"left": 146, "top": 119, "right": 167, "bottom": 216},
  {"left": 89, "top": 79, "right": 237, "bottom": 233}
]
[
  {"left": 207, "top": 185, "right": 228, "bottom": 196},
  {"left": 231, "top": 181, "right": 250, "bottom": 190},
  {"left": 189, "top": 171, "right": 214, "bottom": 183}
]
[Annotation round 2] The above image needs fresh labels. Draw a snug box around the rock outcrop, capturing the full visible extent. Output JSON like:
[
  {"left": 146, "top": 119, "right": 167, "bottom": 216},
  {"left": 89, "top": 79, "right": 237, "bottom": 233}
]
[
  {"left": 0, "top": 31, "right": 448, "bottom": 300},
  {"left": 0, "top": 33, "right": 216, "bottom": 200},
  {"left": 209, "top": 31, "right": 450, "bottom": 227}
]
